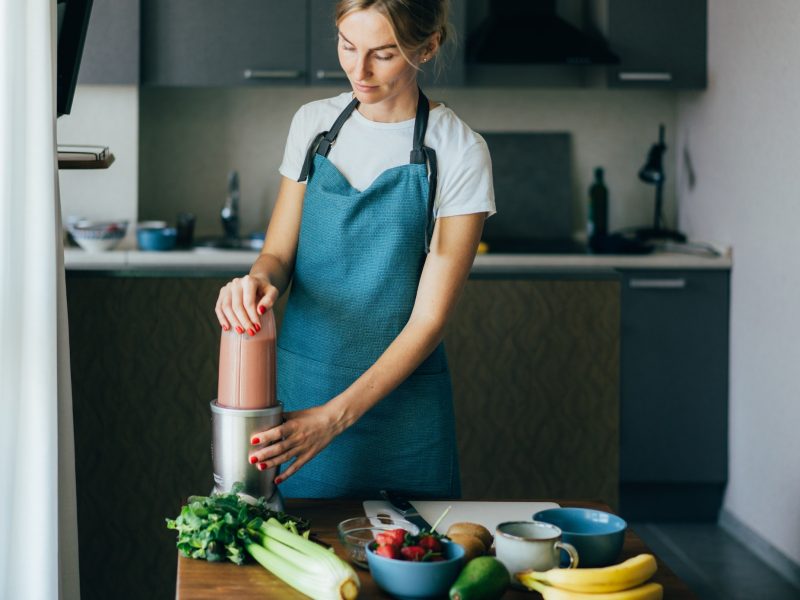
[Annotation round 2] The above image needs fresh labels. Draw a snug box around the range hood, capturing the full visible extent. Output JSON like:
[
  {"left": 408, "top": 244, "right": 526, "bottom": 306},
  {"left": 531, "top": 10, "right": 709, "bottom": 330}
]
[{"left": 467, "top": 0, "right": 619, "bottom": 65}]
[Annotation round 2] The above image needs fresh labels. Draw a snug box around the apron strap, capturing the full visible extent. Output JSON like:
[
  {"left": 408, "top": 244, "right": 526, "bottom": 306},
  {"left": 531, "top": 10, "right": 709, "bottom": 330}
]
[
  {"left": 410, "top": 89, "right": 438, "bottom": 254},
  {"left": 298, "top": 96, "right": 360, "bottom": 182}
]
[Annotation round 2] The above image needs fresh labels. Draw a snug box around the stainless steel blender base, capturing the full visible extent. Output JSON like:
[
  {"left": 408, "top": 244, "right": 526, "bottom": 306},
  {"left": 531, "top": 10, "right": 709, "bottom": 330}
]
[{"left": 210, "top": 400, "right": 283, "bottom": 504}]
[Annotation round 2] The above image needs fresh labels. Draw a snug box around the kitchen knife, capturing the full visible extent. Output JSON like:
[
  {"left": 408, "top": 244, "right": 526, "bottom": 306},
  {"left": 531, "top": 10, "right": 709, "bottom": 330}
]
[{"left": 380, "top": 489, "right": 433, "bottom": 532}]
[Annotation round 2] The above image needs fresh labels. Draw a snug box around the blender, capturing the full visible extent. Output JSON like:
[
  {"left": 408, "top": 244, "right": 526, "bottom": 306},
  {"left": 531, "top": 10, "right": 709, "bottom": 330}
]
[{"left": 211, "top": 309, "right": 283, "bottom": 510}]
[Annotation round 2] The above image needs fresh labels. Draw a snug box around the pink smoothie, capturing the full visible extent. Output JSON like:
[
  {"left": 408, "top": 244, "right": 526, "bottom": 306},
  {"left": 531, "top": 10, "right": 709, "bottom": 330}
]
[{"left": 217, "top": 310, "right": 277, "bottom": 409}]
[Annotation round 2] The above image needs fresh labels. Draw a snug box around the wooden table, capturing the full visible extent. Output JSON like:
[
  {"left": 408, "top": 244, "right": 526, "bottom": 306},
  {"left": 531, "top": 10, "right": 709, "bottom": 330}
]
[{"left": 176, "top": 499, "right": 697, "bottom": 599}]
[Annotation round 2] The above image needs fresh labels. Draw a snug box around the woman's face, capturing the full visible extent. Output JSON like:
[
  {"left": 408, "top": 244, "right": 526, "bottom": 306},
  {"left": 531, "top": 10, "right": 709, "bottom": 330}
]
[{"left": 337, "top": 9, "right": 421, "bottom": 106}]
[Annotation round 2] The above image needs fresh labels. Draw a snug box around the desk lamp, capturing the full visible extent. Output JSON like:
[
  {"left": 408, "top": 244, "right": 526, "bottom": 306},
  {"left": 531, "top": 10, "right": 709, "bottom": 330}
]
[{"left": 635, "top": 124, "right": 686, "bottom": 243}]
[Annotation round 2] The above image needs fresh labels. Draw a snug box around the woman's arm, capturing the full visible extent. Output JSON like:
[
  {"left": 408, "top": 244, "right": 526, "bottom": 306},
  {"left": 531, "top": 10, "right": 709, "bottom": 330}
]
[
  {"left": 250, "top": 211, "right": 487, "bottom": 481},
  {"left": 215, "top": 176, "right": 305, "bottom": 333}
]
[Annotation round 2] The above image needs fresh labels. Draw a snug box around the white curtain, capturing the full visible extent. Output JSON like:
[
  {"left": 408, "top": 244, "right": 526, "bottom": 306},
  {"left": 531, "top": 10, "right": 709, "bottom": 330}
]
[{"left": 0, "top": 1, "right": 81, "bottom": 599}]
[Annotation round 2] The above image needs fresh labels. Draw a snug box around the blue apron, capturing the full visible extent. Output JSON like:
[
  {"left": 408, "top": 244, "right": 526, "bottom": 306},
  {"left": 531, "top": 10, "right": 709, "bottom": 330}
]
[{"left": 277, "top": 91, "right": 460, "bottom": 499}]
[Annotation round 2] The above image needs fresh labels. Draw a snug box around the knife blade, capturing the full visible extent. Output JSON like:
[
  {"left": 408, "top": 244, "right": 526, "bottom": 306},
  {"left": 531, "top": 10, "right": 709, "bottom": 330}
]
[{"left": 380, "top": 489, "right": 433, "bottom": 532}]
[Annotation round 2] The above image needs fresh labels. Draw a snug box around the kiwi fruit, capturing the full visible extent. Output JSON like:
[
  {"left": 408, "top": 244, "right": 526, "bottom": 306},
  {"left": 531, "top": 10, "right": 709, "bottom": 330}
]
[
  {"left": 447, "top": 533, "right": 486, "bottom": 562},
  {"left": 446, "top": 522, "right": 493, "bottom": 549}
]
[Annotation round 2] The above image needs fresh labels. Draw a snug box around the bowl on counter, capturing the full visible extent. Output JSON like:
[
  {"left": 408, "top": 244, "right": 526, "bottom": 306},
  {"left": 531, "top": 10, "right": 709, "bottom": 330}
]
[
  {"left": 366, "top": 539, "right": 465, "bottom": 600},
  {"left": 532, "top": 507, "right": 627, "bottom": 567},
  {"left": 137, "top": 223, "right": 177, "bottom": 251},
  {"left": 337, "top": 516, "right": 419, "bottom": 569},
  {"left": 69, "top": 220, "right": 128, "bottom": 252}
]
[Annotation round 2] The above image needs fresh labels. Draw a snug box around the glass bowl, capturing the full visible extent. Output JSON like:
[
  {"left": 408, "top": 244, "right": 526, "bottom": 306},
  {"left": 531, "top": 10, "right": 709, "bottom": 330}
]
[{"left": 337, "top": 516, "right": 419, "bottom": 569}]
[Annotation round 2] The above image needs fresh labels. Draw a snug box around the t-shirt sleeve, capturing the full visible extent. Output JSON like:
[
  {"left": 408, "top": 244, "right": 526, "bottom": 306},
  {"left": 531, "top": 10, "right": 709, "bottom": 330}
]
[
  {"left": 434, "top": 137, "right": 496, "bottom": 219},
  {"left": 278, "top": 105, "right": 310, "bottom": 183}
]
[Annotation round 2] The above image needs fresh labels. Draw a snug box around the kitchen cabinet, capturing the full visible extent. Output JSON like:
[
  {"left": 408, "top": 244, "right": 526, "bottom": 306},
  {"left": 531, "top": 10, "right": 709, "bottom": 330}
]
[
  {"left": 607, "top": 0, "right": 707, "bottom": 89},
  {"left": 77, "top": 0, "right": 140, "bottom": 84},
  {"left": 618, "top": 269, "right": 729, "bottom": 520},
  {"left": 309, "top": 0, "right": 349, "bottom": 85},
  {"left": 140, "top": 0, "right": 307, "bottom": 86},
  {"left": 445, "top": 276, "right": 620, "bottom": 506}
]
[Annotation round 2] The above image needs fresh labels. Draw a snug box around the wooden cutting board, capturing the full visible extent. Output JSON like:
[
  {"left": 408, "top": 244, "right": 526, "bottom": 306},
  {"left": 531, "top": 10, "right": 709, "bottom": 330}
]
[{"left": 364, "top": 500, "right": 560, "bottom": 535}]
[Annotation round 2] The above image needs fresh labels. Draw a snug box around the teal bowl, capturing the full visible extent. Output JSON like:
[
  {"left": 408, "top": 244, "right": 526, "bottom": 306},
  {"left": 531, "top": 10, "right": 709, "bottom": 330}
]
[
  {"left": 533, "top": 508, "right": 626, "bottom": 567},
  {"left": 137, "top": 226, "right": 176, "bottom": 251},
  {"left": 366, "top": 540, "right": 465, "bottom": 600}
]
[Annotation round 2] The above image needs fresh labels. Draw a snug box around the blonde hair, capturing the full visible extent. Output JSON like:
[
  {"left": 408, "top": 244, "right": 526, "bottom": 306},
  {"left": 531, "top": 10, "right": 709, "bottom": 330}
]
[{"left": 335, "top": 0, "right": 453, "bottom": 76}]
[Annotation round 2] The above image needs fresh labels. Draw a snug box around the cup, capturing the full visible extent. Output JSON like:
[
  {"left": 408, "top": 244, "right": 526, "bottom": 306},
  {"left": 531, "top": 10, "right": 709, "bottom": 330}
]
[
  {"left": 176, "top": 212, "right": 196, "bottom": 248},
  {"left": 495, "top": 521, "right": 579, "bottom": 583}
]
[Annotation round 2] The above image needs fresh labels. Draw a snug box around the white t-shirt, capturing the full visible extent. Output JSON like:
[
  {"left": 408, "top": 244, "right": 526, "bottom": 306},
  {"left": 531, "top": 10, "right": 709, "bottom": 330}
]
[{"left": 279, "top": 92, "right": 495, "bottom": 219}]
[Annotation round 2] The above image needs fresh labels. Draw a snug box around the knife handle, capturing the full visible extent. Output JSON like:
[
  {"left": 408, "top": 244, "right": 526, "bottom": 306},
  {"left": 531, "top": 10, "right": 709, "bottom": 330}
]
[{"left": 380, "top": 489, "right": 415, "bottom": 513}]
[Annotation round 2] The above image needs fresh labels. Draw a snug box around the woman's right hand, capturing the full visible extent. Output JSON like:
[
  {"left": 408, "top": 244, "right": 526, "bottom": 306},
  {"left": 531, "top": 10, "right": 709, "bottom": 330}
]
[{"left": 215, "top": 274, "right": 279, "bottom": 335}]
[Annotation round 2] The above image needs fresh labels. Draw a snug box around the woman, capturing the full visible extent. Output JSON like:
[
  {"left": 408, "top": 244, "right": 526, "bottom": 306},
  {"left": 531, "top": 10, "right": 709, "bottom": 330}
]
[{"left": 215, "top": 0, "right": 494, "bottom": 499}]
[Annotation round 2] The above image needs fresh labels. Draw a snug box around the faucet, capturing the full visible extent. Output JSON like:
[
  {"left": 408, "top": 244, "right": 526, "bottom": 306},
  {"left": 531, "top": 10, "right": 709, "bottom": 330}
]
[{"left": 221, "top": 170, "right": 240, "bottom": 240}]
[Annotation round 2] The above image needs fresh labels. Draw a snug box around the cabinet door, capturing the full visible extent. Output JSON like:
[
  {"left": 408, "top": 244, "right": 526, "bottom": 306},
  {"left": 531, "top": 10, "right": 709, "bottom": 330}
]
[
  {"left": 141, "top": 0, "right": 308, "bottom": 86},
  {"left": 309, "top": 0, "right": 465, "bottom": 87},
  {"left": 607, "top": 0, "right": 707, "bottom": 89},
  {"left": 309, "top": 0, "right": 349, "bottom": 86},
  {"left": 78, "top": 0, "right": 140, "bottom": 84},
  {"left": 445, "top": 277, "right": 620, "bottom": 506},
  {"left": 619, "top": 270, "right": 728, "bottom": 482}
]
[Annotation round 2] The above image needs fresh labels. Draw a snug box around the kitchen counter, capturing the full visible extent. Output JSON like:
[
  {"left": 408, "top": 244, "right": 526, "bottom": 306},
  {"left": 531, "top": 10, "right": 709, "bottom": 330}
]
[
  {"left": 175, "top": 498, "right": 698, "bottom": 599},
  {"left": 64, "top": 244, "right": 732, "bottom": 275}
]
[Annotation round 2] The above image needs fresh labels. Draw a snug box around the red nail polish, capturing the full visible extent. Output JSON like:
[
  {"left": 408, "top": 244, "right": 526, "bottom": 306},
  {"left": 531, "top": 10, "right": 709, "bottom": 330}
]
[
  {"left": 235, "top": 326, "right": 244, "bottom": 334},
  {"left": 251, "top": 437, "right": 260, "bottom": 445},
  {"left": 258, "top": 306, "right": 266, "bottom": 315},
  {"left": 254, "top": 323, "right": 261, "bottom": 332},
  {"left": 258, "top": 463, "right": 267, "bottom": 471},
  {"left": 249, "top": 455, "right": 258, "bottom": 465},
  {"left": 274, "top": 477, "right": 283, "bottom": 485},
  {"left": 222, "top": 324, "right": 229, "bottom": 331},
  {"left": 247, "top": 328, "right": 255, "bottom": 336}
]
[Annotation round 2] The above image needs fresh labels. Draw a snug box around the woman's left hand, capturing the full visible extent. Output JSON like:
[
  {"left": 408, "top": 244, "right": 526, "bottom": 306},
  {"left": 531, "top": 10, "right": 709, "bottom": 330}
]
[{"left": 248, "top": 404, "right": 344, "bottom": 483}]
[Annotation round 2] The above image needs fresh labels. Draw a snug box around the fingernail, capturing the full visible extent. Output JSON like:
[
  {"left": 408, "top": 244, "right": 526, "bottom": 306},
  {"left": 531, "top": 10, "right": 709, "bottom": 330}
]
[
  {"left": 254, "top": 323, "right": 261, "bottom": 332},
  {"left": 274, "top": 477, "right": 283, "bottom": 485},
  {"left": 258, "top": 463, "right": 267, "bottom": 471},
  {"left": 251, "top": 437, "right": 260, "bottom": 445},
  {"left": 235, "top": 326, "right": 244, "bottom": 334},
  {"left": 247, "top": 328, "right": 255, "bottom": 336},
  {"left": 258, "top": 306, "right": 266, "bottom": 315},
  {"left": 222, "top": 324, "right": 229, "bottom": 331},
  {"left": 249, "top": 455, "right": 258, "bottom": 465}
]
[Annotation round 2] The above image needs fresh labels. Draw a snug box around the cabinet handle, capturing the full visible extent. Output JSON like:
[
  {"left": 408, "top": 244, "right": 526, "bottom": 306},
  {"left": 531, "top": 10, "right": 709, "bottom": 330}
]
[
  {"left": 618, "top": 71, "right": 673, "bottom": 82},
  {"left": 629, "top": 278, "right": 687, "bottom": 289},
  {"left": 243, "top": 69, "right": 303, "bottom": 80},
  {"left": 315, "top": 70, "right": 348, "bottom": 80}
]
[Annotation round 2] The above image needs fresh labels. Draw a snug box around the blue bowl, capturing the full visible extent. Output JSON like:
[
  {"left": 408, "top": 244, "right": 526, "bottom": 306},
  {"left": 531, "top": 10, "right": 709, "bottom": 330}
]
[
  {"left": 533, "top": 508, "right": 627, "bottom": 568},
  {"left": 366, "top": 540, "right": 465, "bottom": 600},
  {"left": 137, "top": 226, "right": 177, "bottom": 251}
]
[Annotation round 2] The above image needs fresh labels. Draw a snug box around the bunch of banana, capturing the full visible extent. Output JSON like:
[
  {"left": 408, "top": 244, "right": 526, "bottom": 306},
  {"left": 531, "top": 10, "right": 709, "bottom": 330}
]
[{"left": 516, "top": 554, "right": 662, "bottom": 600}]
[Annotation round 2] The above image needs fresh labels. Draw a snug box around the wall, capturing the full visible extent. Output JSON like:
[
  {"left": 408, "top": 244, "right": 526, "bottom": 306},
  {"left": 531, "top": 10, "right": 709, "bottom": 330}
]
[
  {"left": 138, "top": 86, "right": 677, "bottom": 238},
  {"left": 56, "top": 85, "right": 139, "bottom": 248},
  {"left": 676, "top": 0, "right": 800, "bottom": 566}
]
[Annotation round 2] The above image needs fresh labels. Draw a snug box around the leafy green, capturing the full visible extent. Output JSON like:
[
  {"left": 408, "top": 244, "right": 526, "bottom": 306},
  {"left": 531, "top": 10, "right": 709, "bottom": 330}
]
[{"left": 166, "top": 482, "right": 310, "bottom": 565}]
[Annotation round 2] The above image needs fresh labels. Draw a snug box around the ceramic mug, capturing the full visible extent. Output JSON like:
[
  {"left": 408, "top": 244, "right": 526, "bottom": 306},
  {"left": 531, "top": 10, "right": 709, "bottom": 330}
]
[{"left": 495, "top": 521, "right": 579, "bottom": 582}]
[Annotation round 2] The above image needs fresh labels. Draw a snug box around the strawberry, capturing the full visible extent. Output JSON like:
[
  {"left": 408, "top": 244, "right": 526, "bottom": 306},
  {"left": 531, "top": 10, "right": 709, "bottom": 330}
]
[
  {"left": 375, "top": 532, "right": 399, "bottom": 547},
  {"left": 386, "top": 528, "right": 407, "bottom": 546},
  {"left": 400, "top": 545, "right": 426, "bottom": 562},
  {"left": 375, "top": 544, "right": 400, "bottom": 559},
  {"left": 419, "top": 535, "right": 442, "bottom": 552}
]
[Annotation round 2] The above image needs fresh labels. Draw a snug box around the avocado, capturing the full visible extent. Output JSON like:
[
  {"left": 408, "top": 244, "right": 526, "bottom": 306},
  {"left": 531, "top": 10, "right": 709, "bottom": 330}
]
[{"left": 449, "top": 556, "right": 510, "bottom": 600}]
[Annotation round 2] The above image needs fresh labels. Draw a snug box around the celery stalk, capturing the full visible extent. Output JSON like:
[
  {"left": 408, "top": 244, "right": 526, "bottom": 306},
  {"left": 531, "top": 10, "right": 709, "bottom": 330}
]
[{"left": 245, "top": 517, "right": 360, "bottom": 600}]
